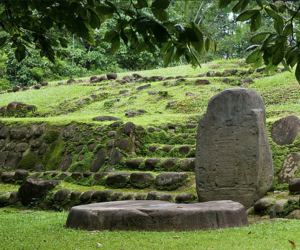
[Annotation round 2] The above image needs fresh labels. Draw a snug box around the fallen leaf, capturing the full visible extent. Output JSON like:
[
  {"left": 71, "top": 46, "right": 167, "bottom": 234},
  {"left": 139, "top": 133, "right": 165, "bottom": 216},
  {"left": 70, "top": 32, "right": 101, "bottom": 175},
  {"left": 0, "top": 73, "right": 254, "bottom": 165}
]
[
  {"left": 173, "top": 235, "right": 180, "bottom": 238},
  {"left": 288, "top": 240, "right": 296, "bottom": 248},
  {"left": 97, "top": 243, "right": 103, "bottom": 247},
  {"left": 44, "top": 240, "right": 46, "bottom": 243},
  {"left": 177, "top": 206, "right": 183, "bottom": 208},
  {"left": 248, "top": 231, "right": 251, "bottom": 234}
]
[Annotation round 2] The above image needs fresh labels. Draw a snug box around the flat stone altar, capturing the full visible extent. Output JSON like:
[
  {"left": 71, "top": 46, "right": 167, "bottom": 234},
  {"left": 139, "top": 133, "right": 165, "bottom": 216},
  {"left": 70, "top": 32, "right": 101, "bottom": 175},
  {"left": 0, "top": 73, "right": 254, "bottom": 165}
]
[
  {"left": 196, "top": 88, "right": 274, "bottom": 209},
  {"left": 66, "top": 200, "right": 248, "bottom": 231}
]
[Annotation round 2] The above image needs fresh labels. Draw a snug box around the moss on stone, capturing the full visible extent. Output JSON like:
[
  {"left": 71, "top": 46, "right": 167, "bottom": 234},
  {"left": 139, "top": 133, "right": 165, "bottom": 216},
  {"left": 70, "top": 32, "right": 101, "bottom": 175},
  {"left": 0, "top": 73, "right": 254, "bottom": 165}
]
[
  {"left": 42, "top": 140, "right": 65, "bottom": 170},
  {"left": 44, "top": 130, "right": 60, "bottom": 143},
  {"left": 19, "top": 152, "right": 40, "bottom": 170}
]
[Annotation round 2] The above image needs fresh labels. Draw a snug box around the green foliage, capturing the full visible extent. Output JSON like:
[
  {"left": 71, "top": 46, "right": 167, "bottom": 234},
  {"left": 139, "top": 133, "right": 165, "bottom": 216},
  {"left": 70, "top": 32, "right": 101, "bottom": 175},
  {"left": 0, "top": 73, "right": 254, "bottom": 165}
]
[
  {"left": 282, "top": 202, "right": 300, "bottom": 216},
  {"left": 19, "top": 152, "right": 40, "bottom": 170},
  {"left": 0, "top": 76, "right": 11, "bottom": 91},
  {"left": 44, "top": 130, "right": 59, "bottom": 143},
  {"left": 129, "top": 179, "right": 155, "bottom": 189},
  {"left": 42, "top": 140, "right": 65, "bottom": 171}
]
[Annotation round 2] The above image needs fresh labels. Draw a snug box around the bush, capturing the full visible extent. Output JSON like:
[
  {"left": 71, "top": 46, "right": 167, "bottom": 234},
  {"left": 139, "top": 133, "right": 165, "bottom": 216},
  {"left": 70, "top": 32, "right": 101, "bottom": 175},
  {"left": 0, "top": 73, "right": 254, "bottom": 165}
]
[{"left": 0, "top": 77, "right": 11, "bottom": 91}]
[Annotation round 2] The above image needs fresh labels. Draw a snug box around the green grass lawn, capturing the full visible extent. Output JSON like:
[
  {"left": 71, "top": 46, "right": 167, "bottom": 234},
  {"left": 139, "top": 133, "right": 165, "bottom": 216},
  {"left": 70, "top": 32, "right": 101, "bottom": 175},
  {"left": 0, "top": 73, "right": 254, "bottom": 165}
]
[{"left": 0, "top": 208, "right": 299, "bottom": 250}]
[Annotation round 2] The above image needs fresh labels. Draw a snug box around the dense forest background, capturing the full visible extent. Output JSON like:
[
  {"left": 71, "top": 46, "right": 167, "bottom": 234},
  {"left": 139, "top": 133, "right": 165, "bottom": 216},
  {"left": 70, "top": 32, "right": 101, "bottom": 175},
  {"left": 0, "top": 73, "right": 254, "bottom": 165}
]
[{"left": 0, "top": 0, "right": 272, "bottom": 89}]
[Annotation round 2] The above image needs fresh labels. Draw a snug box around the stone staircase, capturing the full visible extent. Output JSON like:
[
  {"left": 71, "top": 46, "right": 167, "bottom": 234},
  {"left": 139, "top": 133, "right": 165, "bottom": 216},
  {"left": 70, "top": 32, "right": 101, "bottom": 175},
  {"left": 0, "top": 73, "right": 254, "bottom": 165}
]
[{"left": 0, "top": 120, "right": 198, "bottom": 210}]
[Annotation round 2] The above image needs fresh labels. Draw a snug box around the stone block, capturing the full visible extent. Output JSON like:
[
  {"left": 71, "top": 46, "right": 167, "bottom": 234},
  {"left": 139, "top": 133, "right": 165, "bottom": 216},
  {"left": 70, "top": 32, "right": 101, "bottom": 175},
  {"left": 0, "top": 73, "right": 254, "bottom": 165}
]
[
  {"left": 155, "top": 172, "right": 188, "bottom": 186},
  {"left": 195, "top": 89, "right": 274, "bottom": 209},
  {"left": 278, "top": 152, "right": 300, "bottom": 183}
]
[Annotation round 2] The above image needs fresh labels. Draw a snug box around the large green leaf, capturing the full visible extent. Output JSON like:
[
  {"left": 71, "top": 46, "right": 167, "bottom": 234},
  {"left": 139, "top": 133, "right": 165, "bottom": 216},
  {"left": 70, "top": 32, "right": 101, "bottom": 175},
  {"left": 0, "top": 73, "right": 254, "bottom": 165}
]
[
  {"left": 246, "top": 49, "right": 262, "bottom": 64},
  {"left": 151, "top": 22, "right": 170, "bottom": 43},
  {"left": 272, "top": 44, "right": 284, "bottom": 65},
  {"left": 250, "top": 12, "right": 261, "bottom": 32},
  {"left": 120, "top": 30, "right": 128, "bottom": 45},
  {"left": 274, "top": 15, "right": 284, "bottom": 34},
  {"left": 189, "top": 22, "right": 203, "bottom": 54},
  {"left": 218, "top": 0, "right": 231, "bottom": 9},
  {"left": 160, "top": 42, "right": 172, "bottom": 54},
  {"left": 96, "top": 5, "right": 114, "bottom": 15},
  {"left": 152, "top": 8, "right": 168, "bottom": 21},
  {"left": 256, "top": 0, "right": 263, "bottom": 8},
  {"left": 0, "top": 37, "right": 7, "bottom": 48},
  {"left": 261, "top": 34, "right": 274, "bottom": 51},
  {"left": 236, "top": 10, "right": 258, "bottom": 21},
  {"left": 152, "top": 0, "right": 170, "bottom": 10},
  {"left": 110, "top": 34, "right": 120, "bottom": 54},
  {"left": 282, "top": 59, "right": 292, "bottom": 72},
  {"left": 296, "top": 61, "right": 300, "bottom": 84},
  {"left": 163, "top": 46, "right": 174, "bottom": 67},
  {"left": 241, "top": 0, "right": 250, "bottom": 11},
  {"left": 213, "top": 41, "right": 218, "bottom": 55},
  {"left": 284, "top": 23, "right": 293, "bottom": 36},
  {"left": 250, "top": 32, "right": 269, "bottom": 43},
  {"left": 15, "top": 44, "right": 26, "bottom": 62},
  {"left": 135, "top": 0, "right": 148, "bottom": 9},
  {"left": 204, "top": 38, "right": 211, "bottom": 52},
  {"left": 41, "top": 16, "right": 53, "bottom": 30},
  {"left": 104, "top": 31, "right": 118, "bottom": 42},
  {"left": 89, "top": 13, "right": 100, "bottom": 29},
  {"left": 58, "top": 37, "right": 68, "bottom": 48},
  {"left": 265, "top": 8, "right": 279, "bottom": 20},
  {"left": 232, "top": 1, "right": 243, "bottom": 13},
  {"left": 130, "top": 32, "right": 139, "bottom": 49},
  {"left": 184, "top": 28, "right": 199, "bottom": 43}
]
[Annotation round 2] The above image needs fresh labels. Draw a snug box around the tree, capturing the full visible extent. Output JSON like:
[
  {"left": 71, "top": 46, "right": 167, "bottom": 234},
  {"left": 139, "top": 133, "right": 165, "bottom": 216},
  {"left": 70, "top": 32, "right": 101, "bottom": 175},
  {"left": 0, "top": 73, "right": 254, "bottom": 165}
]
[{"left": 1, "top": 0, "right": 300, "bottom": 82}]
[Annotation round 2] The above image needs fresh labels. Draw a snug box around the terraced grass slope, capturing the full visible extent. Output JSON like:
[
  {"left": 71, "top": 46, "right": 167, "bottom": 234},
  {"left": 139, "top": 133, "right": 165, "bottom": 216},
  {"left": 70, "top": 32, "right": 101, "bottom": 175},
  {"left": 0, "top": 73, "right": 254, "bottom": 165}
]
[{"left": 0, "top": 58, "right": 300, "bottom": 215}]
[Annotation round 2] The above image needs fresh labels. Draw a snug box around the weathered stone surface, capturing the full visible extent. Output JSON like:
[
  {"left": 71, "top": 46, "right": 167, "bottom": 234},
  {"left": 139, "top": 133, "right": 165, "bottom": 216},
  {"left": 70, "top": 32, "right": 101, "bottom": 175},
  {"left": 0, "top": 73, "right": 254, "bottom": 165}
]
[
  {"left": 126, "top": 159, "right": 144, "bottom": 169},
  {"left": 88, "top": 143, "right": 98, "bottom": 152},
  {"left": 58, "top": 155, "right": 73, "bottom": 171},
  {"left": 14, "top": 170, "right": 30, "bottom": 180},
  {"left": 66, "top": 200, "right": 248, "bottom": 231},
  {"left": 9, "top": 191, "right": 19, "bottom": 205},
  {"left": 5, "top": 142, "right": 16, "bottom": 151},
  {"left": 80, "top": 190, "right": 94, "bottom": 202},
  {"left": 90, "top": 148, "right": 106, "bottom": 172},
  {"left": 31, "top": 137, "right": 43, "bottom": 149},
  {"left": 162, "top": 158, "right": 180, "bottom": 170},
  {"left": 176, "top": 193, "right": 196, "bottom": 202},
  {"left": 71, "top": 191, "right": 82, "bottom": 201},
  {"left": 145, "top": 158, "right": 161, "bottom": 169},
  {"left": 0, "top": 139, "right": 5, "bottom": 149},
  {"left": 122, "top": 193, "right": 136, "bottom": 200},
  {"left": 130, "top": 173, "right": 154, "bottom": 185},
  {"left": 271, "top": 116, "right": 300, "bottom": 145},
  {"left": 274, "top": 199, "right": 287, "bottom": 213},
  {"left": 162, "top": 145, "right": 174, "bottom": 152},
  {"left": 195, "top": 89, "right": 274, "bottom": 208},
  {"left": 106, "top": 172, "right": 131, "bottom": 186},
  {"left": 180, "top": 158, "right": 195, "bottom": 171},
  {"left": 278, "top": 152, "right": 300, "bottom": 183},
  {"left": 93, "top": 116, "right": 121, "bottom": 122},
  {"left": 59, "top": 172, "right": 71, "bottom": 180},
  {"left": 156, "top": 172, "right": 188, "bottom": 186},
  {"left": 122, "top": 122, "right": 136, "bottom": 136},
  {"left": 10, "top": 126, "right": 26, "bottom": 140},
  {"left": 55, "top": 189, "right": 71, "bottom": 202},
  {"left": 108, "top": 148, "right": 124, "bottom": 165},
  {"left": 107, "top": 73, "right": 117, "bottom": 79},
  {"left": 289, "top": 178, "right": 300, "bottom": 192},
  {"left": 160, "top": 193, "right": 175, "bottom": 201},
  {"left": 93, "top": 172, "right": 109, "bottom": 182},
  {"left": 71, "top": 172, "right": 83, "bottom": 180},
  {"left": 0, "top": 151, "right": 7, "bottom": 167},
  {"left": 195, "top": 79, "right": 210, "bottom": 85},
  {"left": 34, "top": 125, "right": 45, "bottom": 137},
  {"left": 38, "top": 143, "right": 48, "bottom": 155},
  {"left": 15, "top": 143, "right": 29, "bottom": 152},
  {"left": 72, "top": 132, "right": 82, "bottom": 142},
  {"left": 178, "top": 145, "right": 191, "bottom": 155},
  {"left": 63, "top": 125, "right": 76, "bottom": 138},
  {"left": 0, "top": 126, "right": 9, "bottom": 139},
  {"left": 254, "top": 198, "right": 275, "bottom": 211},
  {"left": 19, "top": 179, "right": 61, "bottom": 206},
  {"left": 1, "top": 172, "right": 15, "bottom": 181},
  {"left": 28, "top": 172, "right": 41, "bottom": 180},
  {"left": 285, "top": 210, "right": 300, "bottom": 219},
  {"left": 92, "top": 190, "right": 113, "bottom": 201},
  {"left": 136, "top": 193, "right": 147, "bottom": 200},
  {"left": 4, "top": 152, "right": 22, "bottom": 171}
]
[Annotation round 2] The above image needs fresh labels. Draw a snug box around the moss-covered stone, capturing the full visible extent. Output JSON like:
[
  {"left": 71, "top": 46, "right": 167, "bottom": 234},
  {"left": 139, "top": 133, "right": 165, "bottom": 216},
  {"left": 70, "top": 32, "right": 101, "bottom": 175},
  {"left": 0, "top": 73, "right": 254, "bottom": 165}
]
[
  {"left": 42, "top": 140, "right": 65, "bottom": 170},
  {"left": 44, "top": 130, "right": 60, "bottom": 143},
  {"left": 19, "top": 152, "right": 40, "bottom": 170}
]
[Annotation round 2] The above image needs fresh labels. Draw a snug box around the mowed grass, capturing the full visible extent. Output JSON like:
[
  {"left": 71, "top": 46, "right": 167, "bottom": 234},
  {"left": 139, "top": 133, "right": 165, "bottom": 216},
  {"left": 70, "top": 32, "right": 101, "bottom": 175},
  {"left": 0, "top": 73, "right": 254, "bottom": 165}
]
[{"left": 0, "top": 208, "right": 299, "bottom": 250}]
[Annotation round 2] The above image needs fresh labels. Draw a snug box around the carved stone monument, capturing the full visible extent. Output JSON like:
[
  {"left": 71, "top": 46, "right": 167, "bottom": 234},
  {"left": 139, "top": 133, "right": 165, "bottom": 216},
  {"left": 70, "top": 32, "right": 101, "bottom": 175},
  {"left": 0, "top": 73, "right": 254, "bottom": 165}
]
[{"left": 195, "top": 88, "right": 273, "bottom": 208}]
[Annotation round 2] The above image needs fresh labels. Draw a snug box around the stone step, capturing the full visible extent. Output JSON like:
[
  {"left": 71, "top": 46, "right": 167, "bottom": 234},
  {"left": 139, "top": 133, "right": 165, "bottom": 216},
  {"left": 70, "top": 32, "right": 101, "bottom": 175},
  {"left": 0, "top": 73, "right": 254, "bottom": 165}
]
[
  {"left": 125, "top": 157, "right": 195, "bottom": 171},
  {"left": 146, "top": 145, "right": 195, "bottom": 157}
]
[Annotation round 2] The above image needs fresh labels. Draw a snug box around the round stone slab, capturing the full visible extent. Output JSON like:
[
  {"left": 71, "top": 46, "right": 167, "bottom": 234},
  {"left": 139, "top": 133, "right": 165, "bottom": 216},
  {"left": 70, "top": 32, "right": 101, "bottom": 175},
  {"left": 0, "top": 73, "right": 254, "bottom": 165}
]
[{"left": 66, "top": 200, "right": 248, "bottom": 231}]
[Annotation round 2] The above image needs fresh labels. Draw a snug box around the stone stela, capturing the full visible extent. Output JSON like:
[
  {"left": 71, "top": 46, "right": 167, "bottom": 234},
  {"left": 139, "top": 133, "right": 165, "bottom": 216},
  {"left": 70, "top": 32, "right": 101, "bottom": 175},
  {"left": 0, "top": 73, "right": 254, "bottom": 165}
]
[{"left": 195, "top": 88, "right": 274, "bottom": 208}]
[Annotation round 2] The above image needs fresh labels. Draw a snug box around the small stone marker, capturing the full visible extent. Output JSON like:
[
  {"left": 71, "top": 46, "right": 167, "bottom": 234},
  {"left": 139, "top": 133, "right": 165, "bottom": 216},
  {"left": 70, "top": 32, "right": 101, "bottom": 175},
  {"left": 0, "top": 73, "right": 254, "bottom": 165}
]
[
  {"left": 66, "top": 200, "right": 248, "bottom": 231},
  {"left": 195, "top": 88, "right": 274, "bottom": 208},
  {"left": 278, "top": 152, "right": 300, "bottom": 183},
  {"left": 271, "top": 115, "right": 300, "bottom": 145}
]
